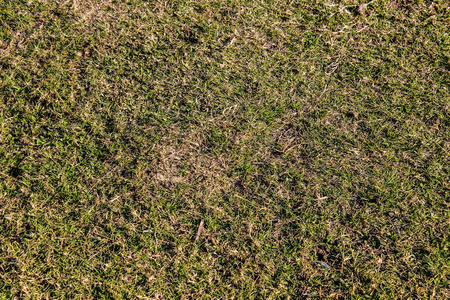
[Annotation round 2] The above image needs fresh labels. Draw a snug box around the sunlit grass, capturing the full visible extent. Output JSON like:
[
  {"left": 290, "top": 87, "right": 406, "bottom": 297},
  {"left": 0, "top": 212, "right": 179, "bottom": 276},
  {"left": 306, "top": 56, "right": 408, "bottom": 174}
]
[{"left": 1, "top": 0, "right": 449, "bottom": 298}]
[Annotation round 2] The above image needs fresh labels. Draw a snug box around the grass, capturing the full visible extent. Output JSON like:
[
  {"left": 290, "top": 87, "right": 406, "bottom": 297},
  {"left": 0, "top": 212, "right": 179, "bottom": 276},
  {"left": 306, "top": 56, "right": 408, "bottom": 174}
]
[{"left": 0, "top": 0, "right": 449, "bottom": 298}]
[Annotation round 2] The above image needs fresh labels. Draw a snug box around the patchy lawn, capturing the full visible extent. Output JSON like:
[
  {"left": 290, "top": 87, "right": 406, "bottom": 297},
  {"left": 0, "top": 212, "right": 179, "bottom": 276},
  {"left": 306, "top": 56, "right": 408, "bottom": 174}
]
[{"left": 1, "top": 0, "right": 449, "bottom": 299}]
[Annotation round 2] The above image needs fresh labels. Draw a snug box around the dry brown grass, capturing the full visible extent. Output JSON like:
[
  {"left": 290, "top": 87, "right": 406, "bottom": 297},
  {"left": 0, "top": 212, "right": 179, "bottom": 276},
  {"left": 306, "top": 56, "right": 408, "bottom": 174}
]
[{"left": 1, "top": 0, "right": 449, "bottom": 298}]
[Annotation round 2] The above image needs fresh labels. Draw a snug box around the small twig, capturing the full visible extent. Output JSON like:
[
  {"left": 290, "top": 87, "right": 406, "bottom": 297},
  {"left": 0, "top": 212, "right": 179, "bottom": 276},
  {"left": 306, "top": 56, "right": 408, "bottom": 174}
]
[
  {"left": 315, "top": 261, "right": 332, "bottom": 269},
  {"left": 194, "top": 219, "right": 205, "bottom": 243}
]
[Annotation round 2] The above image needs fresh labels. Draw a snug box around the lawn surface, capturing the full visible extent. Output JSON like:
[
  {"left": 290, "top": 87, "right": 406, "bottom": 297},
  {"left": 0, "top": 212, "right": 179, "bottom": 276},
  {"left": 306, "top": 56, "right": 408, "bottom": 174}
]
[{"left": 1, "top": 0, "right": 449, "bottom": 299}]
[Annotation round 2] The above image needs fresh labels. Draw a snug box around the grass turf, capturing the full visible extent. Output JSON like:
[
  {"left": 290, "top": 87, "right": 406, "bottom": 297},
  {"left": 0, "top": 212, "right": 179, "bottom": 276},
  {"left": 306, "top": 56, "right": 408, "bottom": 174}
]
[{"left": 1, "top": 0, "right": 449, "bottom": 298}]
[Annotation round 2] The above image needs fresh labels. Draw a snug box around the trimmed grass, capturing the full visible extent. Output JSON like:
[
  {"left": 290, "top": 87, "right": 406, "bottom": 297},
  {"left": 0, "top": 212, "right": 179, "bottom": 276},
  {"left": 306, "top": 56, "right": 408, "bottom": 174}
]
[{"left": 1, "top": 0, "right": 449, "bottom": 298}]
